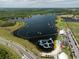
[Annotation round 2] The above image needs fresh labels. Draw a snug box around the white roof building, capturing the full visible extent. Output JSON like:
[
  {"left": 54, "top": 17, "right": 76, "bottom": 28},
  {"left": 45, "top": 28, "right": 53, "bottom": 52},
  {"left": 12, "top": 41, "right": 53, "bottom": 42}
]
[
  {"left": 58, "top": 52, "right": 68, "bottom": 59},
  {"left": 59, "top": 29, "right": 66, "bottom": 35}
]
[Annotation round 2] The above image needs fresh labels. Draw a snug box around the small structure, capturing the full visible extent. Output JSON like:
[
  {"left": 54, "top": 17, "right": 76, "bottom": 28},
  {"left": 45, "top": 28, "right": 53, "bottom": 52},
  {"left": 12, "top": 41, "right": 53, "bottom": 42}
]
[
  {"left": 58, "top": 52, "right": 68, "bottom": 59},
  {"left": 59, "top": 29, "right": 66, "bottom": 35},
  {"left": 38, "top": 38, "right": 54, "bottom": 49},
  {"left": 61, "top": 41, "right": 65, "bottom": 48}
]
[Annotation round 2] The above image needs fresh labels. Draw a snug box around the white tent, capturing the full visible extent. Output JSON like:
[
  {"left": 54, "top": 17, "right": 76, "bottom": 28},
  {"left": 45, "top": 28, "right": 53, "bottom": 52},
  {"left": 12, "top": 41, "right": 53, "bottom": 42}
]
[
  {"left": 59, "top": 29, "right": 66, "bottom": 35},
  {"left": 58, "top": 52, "right": 68, "bottom": 59}
]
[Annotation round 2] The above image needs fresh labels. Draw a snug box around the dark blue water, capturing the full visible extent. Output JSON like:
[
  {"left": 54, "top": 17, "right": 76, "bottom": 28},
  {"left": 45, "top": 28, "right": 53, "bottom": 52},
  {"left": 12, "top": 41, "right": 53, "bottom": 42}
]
[{"left": 14, "top": 14, "right": 57, "bottom": 39}]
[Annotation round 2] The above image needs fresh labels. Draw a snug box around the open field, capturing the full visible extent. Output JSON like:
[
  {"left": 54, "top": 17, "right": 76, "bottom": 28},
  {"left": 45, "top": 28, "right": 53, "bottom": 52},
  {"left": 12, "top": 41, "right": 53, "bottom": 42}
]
[
  {"left": 66, "top": 22, "right": 79, "bottom": 44},
  {"left": 0, "top": 44, "right": 20, "bottom": 59}
]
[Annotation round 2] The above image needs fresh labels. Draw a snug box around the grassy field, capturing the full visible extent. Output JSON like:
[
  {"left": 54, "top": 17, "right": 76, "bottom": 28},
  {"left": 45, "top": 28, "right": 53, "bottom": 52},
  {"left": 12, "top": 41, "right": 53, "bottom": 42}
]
[
  {"left": 56, "top": 16, "right": 67, "bottom": 40},
  {"left": 0, "top": 44, "right": 20, "bottom": 59},
  {"left": 56, "top": 16, "right": 65, "bottom": 30},
  {"left": 66, "top": 22, "right": 79, "bottom": 45}
]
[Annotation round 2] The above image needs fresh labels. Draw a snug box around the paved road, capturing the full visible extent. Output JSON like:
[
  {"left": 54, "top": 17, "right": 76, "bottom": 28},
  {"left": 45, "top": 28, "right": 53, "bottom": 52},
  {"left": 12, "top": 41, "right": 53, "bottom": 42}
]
[
  {"left": 65, "top": 29, "right": 79, "bottom": 59},
  {"left": 0, "top": 37, "right": 37, "bottom": 59}
]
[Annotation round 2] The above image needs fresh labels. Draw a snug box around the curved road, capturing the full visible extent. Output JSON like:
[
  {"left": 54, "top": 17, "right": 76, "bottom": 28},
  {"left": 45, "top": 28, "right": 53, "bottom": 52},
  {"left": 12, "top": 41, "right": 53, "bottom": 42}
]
[{"left": 0, "top": 37, "right": 37, "bottom": 59}]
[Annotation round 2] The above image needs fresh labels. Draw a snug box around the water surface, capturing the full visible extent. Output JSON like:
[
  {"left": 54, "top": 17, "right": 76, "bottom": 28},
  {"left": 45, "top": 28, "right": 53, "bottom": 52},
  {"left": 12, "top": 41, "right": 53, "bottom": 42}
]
[{"left": 14, "top": 14, "right": 57, "bottom": 39}]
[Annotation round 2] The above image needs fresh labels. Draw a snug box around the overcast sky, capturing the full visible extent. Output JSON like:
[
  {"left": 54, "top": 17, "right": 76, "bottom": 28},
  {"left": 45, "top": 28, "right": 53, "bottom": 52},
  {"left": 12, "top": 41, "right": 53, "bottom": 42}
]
[{"left": 0, "top": 0, "right": 79, "bottom": 8}]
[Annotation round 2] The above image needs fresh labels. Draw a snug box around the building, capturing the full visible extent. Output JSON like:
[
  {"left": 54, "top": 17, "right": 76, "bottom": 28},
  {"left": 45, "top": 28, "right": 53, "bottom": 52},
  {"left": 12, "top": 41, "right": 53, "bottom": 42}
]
[
  {"left": 38, "top": 38, "right": 54, "bottom": 49},
  {"left": 59, "top": 29, "right": 66, "bottom": 35},
  {"left": 58, "top": 52, "right": 68, "bottom": 59}
]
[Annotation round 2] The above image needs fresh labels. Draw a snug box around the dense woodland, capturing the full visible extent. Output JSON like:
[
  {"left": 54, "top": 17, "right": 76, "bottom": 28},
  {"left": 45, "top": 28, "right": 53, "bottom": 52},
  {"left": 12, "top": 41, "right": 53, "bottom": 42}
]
[{"left": 0, "top": 8, "right": 79, "bottom": 19}]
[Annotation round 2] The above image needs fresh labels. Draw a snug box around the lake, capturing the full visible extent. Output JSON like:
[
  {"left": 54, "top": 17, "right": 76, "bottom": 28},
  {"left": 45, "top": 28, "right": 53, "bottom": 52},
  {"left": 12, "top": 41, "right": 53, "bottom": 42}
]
[
  {"left": 14, "top": 14, "right": 57, "bottom": 38},
  {"left": 13, "top": 14, "right": 57, "bottom": 51}
]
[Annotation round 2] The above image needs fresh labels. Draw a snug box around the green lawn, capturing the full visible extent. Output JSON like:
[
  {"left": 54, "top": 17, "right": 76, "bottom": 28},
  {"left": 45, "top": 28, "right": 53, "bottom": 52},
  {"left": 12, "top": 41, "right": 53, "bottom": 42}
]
[
  {"left": 0, "top": 44, "right": 20, "bottom": 59},
  {"left": 56, "top": 16, "right": 65, "bottom": 30},
  {"left": 66, "top": 22, "right": 79, "bottom": 45}
]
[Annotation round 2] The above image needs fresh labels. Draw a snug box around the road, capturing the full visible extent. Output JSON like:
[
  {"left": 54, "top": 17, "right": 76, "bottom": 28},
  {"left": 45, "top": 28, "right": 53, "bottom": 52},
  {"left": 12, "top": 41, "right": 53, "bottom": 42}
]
[
  {"left": 65, "top": 29, "right": 79, "bottom": 59},
  {"left": 0, "top": 37, "right": 37, "bottom": 59}
]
